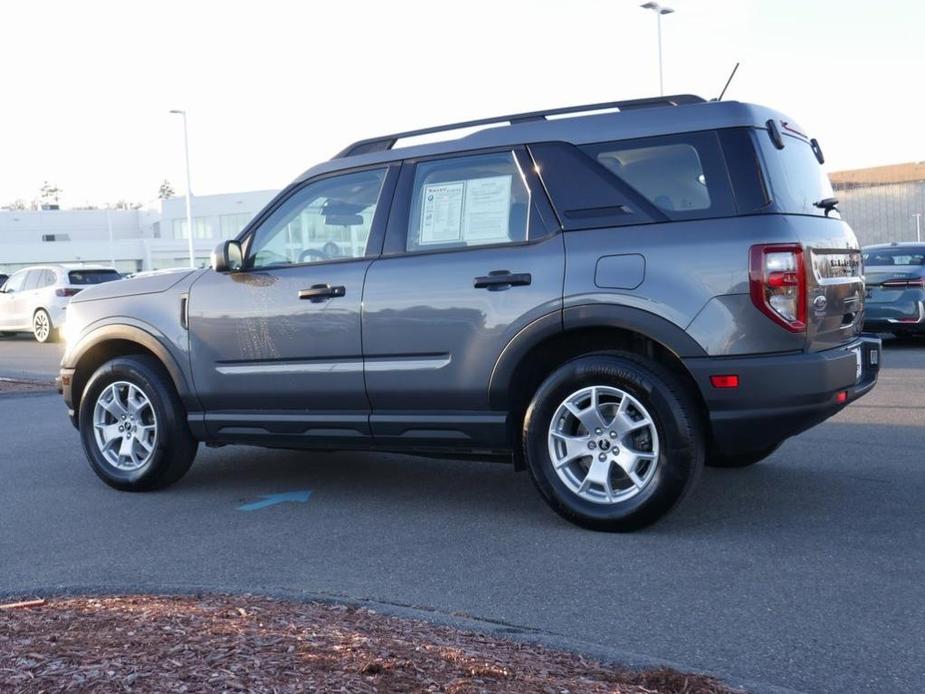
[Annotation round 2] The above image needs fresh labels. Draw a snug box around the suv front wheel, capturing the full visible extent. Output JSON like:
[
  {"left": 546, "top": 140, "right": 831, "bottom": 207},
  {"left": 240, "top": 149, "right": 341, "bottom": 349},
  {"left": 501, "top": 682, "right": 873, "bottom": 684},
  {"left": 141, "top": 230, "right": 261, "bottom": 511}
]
[
  {"left": 78, "top": 355, "right": 198, "bottom": 491},
  {"left": 523, "top": 354, "right": 704, "bottom": 532}
]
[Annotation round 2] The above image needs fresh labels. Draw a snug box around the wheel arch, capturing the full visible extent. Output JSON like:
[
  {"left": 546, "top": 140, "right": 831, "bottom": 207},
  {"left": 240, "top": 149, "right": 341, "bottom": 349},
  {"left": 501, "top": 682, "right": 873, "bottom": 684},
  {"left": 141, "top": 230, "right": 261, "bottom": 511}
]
[
  {"left": 490, "top": 304, "right": 709, "bottom": 468},
  {"left": 67, "top": 324, "right": 194, "bottom": 420}
]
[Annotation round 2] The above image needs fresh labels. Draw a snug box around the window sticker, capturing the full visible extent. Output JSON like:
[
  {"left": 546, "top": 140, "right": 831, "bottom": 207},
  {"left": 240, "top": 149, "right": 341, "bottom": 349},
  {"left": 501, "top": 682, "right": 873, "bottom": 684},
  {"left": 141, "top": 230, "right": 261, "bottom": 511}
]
[
  {"left": 463, "top": 175, "right": 512, "bottom": 242},
  {"left": 418, "top": 175, "right": 513, "bottom": 245},
  {"left": 420, "top": 182, "right": 465, "bottom": 244}
]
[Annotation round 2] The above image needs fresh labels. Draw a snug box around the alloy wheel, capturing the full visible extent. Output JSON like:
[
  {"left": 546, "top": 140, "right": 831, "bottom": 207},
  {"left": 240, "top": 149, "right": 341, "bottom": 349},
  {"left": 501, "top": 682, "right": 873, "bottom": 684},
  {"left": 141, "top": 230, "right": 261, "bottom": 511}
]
[
  {"left": 92, "top": 381, "right": 158, "bottom": 471},
  {"left": 547, "top": 385, "right": 660, "bottom": 504}
]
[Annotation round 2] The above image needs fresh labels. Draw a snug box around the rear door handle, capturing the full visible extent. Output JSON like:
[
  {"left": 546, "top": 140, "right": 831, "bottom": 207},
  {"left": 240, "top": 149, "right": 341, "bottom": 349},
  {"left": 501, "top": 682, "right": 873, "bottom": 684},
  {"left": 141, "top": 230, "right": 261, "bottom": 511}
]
[
  {"left": 473, "top": 271, "right": 532, "bottom": 290},
  {"left": 298, "top": 284, "right": 346, "bottom": 301}
]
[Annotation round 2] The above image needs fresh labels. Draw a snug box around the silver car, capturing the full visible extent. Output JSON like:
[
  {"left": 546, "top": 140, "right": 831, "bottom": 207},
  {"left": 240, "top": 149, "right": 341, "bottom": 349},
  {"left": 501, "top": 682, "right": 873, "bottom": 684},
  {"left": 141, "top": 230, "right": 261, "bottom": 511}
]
[{"left": 0, "top": 265, "right": 121, "bottom": 342}]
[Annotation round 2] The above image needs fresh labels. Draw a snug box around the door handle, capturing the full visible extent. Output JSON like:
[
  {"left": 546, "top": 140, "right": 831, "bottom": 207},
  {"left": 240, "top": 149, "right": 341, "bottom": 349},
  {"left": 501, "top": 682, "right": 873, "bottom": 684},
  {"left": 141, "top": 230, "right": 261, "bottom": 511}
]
[
  {"left": 473, "top": 271, "right": 532, "bottom": 290},
  {"left": 298, "top": 284, "right": 346, "bottom": 301}
]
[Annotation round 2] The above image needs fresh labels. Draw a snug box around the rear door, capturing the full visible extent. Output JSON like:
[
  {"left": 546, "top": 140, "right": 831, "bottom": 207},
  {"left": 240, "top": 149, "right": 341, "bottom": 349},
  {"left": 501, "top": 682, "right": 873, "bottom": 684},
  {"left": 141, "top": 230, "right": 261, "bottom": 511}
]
[{"left": 362, "top": 148, "right": 563, "bottom": 447}]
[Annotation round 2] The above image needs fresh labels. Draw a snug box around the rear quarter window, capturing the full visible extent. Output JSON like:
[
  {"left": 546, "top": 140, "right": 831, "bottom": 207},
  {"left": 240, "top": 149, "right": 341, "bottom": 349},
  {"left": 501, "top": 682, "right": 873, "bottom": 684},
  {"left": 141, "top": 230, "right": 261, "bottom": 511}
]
[{"left": 581, "top": 131, "right": 737, "bottom": 221}]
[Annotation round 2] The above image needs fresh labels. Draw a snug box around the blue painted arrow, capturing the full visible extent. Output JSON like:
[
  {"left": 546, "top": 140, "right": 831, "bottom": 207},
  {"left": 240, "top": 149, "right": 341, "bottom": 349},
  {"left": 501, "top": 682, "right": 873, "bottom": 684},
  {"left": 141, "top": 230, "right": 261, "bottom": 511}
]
[{"left": 237, "top": 490, "right": 312, "bottom": 512}]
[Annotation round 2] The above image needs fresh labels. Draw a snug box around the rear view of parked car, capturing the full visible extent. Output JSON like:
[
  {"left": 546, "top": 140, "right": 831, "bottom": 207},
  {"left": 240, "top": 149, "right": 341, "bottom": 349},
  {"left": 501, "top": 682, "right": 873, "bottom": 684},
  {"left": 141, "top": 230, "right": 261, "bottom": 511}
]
[
  {"left": 862, "top": 243, "right": 925, "bottom": 336},
  {"left": 0, "top": 265, "right": 122, "bottom": 342}
]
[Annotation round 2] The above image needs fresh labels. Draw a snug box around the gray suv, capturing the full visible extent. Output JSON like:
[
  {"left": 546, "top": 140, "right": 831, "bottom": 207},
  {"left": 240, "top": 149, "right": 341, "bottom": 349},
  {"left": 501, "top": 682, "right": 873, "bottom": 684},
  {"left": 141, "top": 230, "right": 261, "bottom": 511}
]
[{"left": 58, "top": 95, "right": 881, "bottom": 531}]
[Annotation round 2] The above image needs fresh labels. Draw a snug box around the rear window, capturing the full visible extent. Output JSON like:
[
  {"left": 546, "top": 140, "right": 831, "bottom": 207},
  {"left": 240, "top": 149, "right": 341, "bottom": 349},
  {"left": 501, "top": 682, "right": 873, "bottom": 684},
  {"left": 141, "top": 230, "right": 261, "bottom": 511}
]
[
  {"left": 581, "top": 131, "right": 736, "bottom": 221},
  {"left": 756, "top": 131, "right": 835, "bottom": 217},
  {"left": 863, "top": 248, "right": 925, "bottom": 266},
  {"left": 68, "top": 270, "right": 121, "bottom": 285}
]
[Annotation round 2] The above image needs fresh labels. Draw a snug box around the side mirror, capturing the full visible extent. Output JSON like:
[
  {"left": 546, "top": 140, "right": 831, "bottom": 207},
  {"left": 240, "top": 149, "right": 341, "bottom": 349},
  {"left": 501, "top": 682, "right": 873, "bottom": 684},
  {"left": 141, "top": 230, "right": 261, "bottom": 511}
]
[{"left": 212, "top": 240, "right": 243, "bottom": 272}]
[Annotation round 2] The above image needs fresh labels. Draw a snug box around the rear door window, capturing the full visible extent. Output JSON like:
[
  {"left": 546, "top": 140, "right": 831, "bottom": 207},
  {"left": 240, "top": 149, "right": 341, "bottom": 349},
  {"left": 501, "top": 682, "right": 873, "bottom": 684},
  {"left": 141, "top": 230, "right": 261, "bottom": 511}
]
[
  {"left": 404, "top": 151, "right": 532, "bottom": 252},
  {"left": 22, "top": 270, "right": 42, "bottom": 291},
  {"left": 582, "top": 131, "right": 736, "bottom": 221}
]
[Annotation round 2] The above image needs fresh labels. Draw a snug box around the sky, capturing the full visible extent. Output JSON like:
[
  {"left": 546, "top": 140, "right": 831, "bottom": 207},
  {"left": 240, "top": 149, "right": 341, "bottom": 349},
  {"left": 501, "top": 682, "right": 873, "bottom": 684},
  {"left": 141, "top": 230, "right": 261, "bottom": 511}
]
[{"left": 1, "top": 0, "right": 923, "bottom": 209}]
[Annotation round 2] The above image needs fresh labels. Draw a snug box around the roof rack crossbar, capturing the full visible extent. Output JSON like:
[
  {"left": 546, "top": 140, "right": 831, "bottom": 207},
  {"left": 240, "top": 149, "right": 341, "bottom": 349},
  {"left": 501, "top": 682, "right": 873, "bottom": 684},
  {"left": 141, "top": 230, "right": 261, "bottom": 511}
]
[{"left": 334, "top": 94, "right": 705, "bottom": 158}]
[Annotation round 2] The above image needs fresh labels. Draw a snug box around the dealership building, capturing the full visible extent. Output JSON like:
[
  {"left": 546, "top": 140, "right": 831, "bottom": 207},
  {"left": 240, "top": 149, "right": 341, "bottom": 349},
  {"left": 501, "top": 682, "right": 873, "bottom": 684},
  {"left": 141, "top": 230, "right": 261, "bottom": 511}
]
[
  {"left": 0, "top": 190, "right": 277, "bottom": 275},
  {"left": 830, "top": 162, "right": 925, "bottom": 245}
]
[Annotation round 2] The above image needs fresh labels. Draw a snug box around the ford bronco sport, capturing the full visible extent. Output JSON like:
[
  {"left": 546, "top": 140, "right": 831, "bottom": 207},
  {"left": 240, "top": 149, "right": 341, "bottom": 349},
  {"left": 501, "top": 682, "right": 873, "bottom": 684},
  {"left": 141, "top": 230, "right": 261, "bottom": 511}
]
[{"left": 58, "top": 94, "right": 881, "bottom": 531}]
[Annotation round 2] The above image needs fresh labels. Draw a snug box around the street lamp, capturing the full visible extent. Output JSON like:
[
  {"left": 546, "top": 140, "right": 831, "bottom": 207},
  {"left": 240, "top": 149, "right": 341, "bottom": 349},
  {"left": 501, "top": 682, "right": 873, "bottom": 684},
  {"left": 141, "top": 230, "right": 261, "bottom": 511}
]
[
  {"left": 640, "top": 1, "right": 674, "bottom": 96},
  {"left": 169, "top": 109, "right": 196, "bottom": 268}
]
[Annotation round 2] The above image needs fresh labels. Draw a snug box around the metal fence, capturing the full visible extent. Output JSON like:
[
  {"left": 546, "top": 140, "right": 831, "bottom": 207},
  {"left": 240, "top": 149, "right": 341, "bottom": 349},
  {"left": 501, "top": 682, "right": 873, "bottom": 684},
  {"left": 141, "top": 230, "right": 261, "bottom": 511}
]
[{"left": 832, "top": 180, "right": 925, "bottom": 247}]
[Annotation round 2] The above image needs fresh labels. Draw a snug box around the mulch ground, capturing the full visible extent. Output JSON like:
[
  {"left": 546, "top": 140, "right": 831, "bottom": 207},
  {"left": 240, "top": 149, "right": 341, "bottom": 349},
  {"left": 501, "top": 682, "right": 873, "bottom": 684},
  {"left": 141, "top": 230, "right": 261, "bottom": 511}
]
[{"left": 0, "top": 595, "right": 741, "bottom": 693}]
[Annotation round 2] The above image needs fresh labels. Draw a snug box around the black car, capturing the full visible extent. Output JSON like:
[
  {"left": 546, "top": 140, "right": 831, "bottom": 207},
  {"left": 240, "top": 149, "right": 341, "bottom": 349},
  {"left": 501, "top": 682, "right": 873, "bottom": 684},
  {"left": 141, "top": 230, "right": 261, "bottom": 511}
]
[
  {"left": 0, "top": 274, "right": 8, "bottom": 288},
  {"left": 863, "top": 243, "right": 925, "bottom": 336}
]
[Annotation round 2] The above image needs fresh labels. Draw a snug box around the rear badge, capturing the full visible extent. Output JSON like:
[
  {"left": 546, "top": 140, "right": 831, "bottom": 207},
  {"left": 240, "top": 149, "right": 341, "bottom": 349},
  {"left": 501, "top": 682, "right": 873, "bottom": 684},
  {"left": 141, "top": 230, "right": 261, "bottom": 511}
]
[{"left": 813, "top": 295, "right": 828, "bottom": 311}]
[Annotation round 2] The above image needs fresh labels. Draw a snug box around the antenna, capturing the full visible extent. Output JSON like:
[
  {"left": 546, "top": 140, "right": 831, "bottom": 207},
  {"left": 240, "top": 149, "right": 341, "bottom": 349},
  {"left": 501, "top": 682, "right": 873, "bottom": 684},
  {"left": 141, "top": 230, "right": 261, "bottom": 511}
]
[{"left": 716, "top": 62, "right": 740, "bottom": 101}]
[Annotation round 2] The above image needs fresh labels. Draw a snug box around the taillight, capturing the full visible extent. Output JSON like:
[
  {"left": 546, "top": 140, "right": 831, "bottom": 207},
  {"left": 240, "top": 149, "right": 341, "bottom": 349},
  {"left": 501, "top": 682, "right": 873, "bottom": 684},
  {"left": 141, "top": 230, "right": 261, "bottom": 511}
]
[
  {"left": 55, "top": 287, "right": 81, "bottom": 297},
  {"left": 749, "top": 244, "right": 806, "bottom": 333},
  {"left": 880, "top": 278, "right": 925, "bottom": 288}
]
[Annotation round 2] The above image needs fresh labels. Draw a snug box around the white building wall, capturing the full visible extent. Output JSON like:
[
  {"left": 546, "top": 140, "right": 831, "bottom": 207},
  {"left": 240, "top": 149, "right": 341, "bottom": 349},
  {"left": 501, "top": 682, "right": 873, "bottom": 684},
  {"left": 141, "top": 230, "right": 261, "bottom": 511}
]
[{"left": 0, "top": 190, "right": 278, "bottom": 274}]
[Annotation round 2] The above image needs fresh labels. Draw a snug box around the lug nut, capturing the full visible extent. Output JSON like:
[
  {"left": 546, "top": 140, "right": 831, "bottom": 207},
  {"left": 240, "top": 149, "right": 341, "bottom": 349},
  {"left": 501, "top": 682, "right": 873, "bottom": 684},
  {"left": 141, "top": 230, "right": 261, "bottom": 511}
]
[
  {"left": 609, "top": 431, "right": 617, "bottom": 438},
  {"left": 588, "top": 441, "right": 597, "bottom": 449},
  {"left": 598, "top": 453, "right": 608, "bottom": 461},
  {"left": 595, "top": 428, "right": 602, "bottom": 435}
]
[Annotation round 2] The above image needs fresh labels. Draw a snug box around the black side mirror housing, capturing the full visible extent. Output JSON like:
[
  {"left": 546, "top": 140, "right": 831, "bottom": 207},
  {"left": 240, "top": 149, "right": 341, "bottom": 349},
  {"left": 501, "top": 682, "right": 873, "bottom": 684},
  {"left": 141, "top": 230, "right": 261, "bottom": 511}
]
[{"left": 212, "top": 240, "right": 244, "bottom": 272}]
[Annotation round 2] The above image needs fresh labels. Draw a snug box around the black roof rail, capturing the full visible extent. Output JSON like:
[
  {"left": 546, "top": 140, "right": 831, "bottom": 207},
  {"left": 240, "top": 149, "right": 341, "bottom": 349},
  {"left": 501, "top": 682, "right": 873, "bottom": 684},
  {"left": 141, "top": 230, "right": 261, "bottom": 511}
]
[{"left": 334, "top": 94, "right": 706, "bottom": 159}]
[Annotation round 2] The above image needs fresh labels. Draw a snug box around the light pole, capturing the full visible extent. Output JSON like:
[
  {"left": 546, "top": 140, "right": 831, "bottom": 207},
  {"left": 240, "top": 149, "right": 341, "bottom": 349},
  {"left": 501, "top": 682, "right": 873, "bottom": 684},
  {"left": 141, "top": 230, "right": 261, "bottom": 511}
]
[
  {"left": 169, "top": 109, "right": 196, "bottom": 268},
  {"left": 640, "top": 2, "right": 674, "bottom": 96}
]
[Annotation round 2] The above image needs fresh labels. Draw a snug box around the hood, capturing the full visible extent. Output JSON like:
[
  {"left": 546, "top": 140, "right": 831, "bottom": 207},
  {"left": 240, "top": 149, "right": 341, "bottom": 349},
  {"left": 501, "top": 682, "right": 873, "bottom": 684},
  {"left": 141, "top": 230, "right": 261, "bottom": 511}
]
[{"left": 71, "top": 269, "right": 200, "bottom": 303}]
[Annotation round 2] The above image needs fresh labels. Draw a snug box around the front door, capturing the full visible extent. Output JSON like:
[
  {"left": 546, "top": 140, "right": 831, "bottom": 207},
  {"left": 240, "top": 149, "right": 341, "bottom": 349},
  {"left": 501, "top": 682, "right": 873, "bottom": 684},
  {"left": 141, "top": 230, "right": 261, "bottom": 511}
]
[
  {"left": 362, "top": 149, "right": 564, "bottom": 447},
  {"left": 188, "top": 165, "right": 396, "bottom": 444}
]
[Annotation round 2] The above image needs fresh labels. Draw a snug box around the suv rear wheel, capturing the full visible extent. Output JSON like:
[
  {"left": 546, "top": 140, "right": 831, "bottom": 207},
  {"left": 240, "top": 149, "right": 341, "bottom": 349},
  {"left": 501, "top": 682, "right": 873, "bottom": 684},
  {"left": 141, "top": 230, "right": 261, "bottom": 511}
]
[
  {"left": 33, "top": 309, "right": 57, "bottom": 343},
  {"left": 78, "top": 355, "right": 198, "bottom": 491},
  {"left": 523, "top": 354, "right": 704, "bottom": 532}
]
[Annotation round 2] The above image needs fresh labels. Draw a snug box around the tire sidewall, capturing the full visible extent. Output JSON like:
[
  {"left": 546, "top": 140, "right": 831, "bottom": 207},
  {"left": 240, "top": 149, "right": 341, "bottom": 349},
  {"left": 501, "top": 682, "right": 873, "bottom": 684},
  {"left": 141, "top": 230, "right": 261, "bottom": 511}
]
[
  {"left": 524, "top": 354, "right": 701, "bottom": 530},
  {"left": 78, "top": 357, "right": 187, "bottom": 490}
]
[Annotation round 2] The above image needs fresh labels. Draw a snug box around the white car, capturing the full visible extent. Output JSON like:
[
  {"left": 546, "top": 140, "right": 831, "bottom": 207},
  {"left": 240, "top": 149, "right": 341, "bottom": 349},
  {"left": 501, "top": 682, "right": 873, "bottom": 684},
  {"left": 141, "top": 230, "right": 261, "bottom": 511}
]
[{"left": 0, "top": 265, "right": 122, "bottom": 342}]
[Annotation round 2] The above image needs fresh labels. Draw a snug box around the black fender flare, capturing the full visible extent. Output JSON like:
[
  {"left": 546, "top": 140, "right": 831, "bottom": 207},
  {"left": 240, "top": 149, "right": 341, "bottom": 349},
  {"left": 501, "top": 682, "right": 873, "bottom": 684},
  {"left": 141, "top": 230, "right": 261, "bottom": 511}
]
[
  {"left": 65, "top": 321, "right": 194, "bottom": 410},
  {"left": 488, "top": 304, "right": 706, "bottom": 410}
]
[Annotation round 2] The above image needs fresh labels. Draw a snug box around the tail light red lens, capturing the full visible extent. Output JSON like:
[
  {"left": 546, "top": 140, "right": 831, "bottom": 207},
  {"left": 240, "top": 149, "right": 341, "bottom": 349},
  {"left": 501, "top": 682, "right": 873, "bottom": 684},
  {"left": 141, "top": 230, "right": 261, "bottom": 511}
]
[
  {"left": 55, "top": 287, "right": 81, "bottom": 297},
  {"left": 749, "top": 244, "right": 806, "bottom": 333},
  {"left": 710, "top": 374, "right": 740, "bottom": 388}
]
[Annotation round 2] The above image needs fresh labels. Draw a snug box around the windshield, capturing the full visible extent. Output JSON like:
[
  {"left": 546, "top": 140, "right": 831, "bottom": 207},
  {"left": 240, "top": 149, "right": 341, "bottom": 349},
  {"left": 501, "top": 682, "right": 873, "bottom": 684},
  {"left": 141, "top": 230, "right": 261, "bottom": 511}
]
[
  {"left": 863, "top": 247, "right": 925, "bottom": 266},
  {"left": 68, "top": 270, "right": 122, "bottom": 285},
  {"left": 756, "top": 130, "right": 835, "bottom": 217}
]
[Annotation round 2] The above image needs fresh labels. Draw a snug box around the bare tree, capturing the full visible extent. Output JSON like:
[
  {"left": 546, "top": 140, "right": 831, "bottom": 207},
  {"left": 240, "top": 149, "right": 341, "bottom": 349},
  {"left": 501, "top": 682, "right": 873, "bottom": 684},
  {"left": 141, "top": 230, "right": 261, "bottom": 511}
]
[
  {"left": 39, "top": 181, "right": 62, "bottom": 207},
  {"left": 158, "top": 180, "right": 175, "bottom": 200}
]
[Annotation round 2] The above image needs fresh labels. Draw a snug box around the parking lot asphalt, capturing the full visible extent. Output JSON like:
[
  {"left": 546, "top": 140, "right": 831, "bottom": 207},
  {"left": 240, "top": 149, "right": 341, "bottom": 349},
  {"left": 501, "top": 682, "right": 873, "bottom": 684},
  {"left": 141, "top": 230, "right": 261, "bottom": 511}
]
[
  {"left": 0, "top": 333, "right": 63, "bottom": 380},
  {"left": 1, "top": 337, "right": 923, "bottom": 694}
]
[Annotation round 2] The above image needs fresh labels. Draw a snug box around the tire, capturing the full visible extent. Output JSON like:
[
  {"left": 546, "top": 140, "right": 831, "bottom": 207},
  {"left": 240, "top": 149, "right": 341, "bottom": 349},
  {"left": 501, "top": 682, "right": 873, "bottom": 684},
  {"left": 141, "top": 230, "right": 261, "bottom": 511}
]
[
  {"left": 78, "top": 355, "right": 198, "bottom": 491},
  {"left": 0, "top": 332, "right": 16, "bottom": 338},
  {"left": 706, "top": 442, "right": 781, "bottom": 469},
  {"left": 523, "top": 353, "right": 705, "bottom": 532},
  {"left": 33, "top": 309, "right": 57, "bottom": 343}
]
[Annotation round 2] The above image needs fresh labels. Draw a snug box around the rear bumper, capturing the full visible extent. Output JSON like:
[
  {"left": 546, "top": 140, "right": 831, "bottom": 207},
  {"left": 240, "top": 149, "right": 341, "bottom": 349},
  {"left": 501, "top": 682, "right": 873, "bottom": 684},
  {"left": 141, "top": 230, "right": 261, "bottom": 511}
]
[
  {"left": 683, "top": 334, "right": 881, "bottom": 455},
  {"left": 864, "top": 300, "right": 925, "bottom": 332}
]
